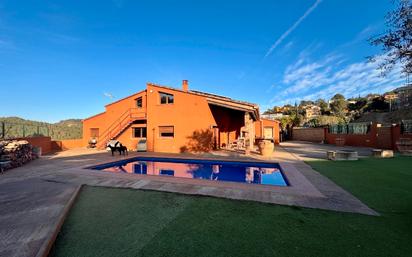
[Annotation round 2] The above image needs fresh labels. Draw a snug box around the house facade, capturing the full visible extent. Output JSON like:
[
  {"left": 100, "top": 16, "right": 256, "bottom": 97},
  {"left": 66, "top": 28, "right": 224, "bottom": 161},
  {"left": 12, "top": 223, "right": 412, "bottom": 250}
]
[
  {"left": 303, "top": 105, "right": 321, "bottom": 119},
  {"left": 82, "top": 81, "right": 279, "bottom": 153},
  {"left": 255, "top": 118, "right": 280, "bottom": 144}
]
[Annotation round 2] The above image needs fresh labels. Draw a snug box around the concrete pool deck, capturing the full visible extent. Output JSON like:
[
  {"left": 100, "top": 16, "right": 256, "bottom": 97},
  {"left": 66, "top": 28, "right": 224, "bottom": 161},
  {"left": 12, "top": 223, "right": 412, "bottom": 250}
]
[{"left": 0, "top": 142, "right": 377, "bottom": 257}]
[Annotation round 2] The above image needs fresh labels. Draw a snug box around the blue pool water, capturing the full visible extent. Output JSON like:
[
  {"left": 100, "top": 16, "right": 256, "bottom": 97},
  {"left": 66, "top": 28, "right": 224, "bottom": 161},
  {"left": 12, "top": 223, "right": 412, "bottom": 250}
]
[{"left": 90, "top": 157, "right": 288, "bottom": 187}]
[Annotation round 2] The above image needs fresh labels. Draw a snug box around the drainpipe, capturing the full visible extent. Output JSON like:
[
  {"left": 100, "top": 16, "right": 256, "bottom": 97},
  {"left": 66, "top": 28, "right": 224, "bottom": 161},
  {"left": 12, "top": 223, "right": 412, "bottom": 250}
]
[
  {"left": 152, "top": 128, "right": 155, "bottom": 152},
  {"left": 260, "top": 120, "right": 263, "bottom": 139}
]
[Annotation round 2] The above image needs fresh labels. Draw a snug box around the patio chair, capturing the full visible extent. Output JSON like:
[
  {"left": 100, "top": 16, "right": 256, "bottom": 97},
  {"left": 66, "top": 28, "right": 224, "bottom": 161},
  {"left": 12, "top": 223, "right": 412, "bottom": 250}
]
[
  {"left": 228, "top": 140, "right": 238, "bottom": 150},
  {"left": 237, "top": 138, "right": 246, "bottom": 150},
  {"left": 229, "top": 138, "right": 246, "bottom": 151}
]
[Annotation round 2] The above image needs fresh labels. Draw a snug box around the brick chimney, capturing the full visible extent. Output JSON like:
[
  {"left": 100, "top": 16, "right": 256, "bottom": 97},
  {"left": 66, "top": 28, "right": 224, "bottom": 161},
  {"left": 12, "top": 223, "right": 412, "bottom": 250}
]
[{"left": 182, "top": 80, "right": 189, "bottom": 92}]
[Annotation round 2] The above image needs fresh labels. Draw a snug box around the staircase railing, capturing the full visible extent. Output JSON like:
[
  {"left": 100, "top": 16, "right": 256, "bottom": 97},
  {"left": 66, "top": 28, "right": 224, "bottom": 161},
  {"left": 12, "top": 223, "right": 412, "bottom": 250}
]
[{"left": 96, "top": 108, "right": 145, "bottom": 148}]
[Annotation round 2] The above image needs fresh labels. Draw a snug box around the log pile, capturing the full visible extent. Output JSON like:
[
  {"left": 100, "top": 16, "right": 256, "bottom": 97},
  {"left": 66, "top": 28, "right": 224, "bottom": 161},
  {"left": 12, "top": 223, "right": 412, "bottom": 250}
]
[{"left": 0, "top": 140, "right": 37, "bottom": 171}]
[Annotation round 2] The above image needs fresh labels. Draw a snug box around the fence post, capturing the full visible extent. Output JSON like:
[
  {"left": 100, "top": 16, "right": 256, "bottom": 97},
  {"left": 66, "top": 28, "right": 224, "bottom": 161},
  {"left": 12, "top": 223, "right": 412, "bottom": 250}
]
[
  {"left": 22, "top": 124, "right": 25, "bottom": 138},
  {"left": 1, "top": 121, "right": 4, "bottom": 139}
]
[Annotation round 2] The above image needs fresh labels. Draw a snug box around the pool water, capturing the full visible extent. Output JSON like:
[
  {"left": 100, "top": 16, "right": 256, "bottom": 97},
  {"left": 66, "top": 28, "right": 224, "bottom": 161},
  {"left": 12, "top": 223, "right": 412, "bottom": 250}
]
[{"left": 90, "top": 157, "right": 288, "bottom": 187}]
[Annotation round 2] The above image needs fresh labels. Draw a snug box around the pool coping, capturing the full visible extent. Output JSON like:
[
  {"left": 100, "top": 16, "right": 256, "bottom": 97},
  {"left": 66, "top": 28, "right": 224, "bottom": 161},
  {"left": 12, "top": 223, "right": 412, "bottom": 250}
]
[
  {"left": 44, "top": 152, "right": 378, "bottom": 216},
  {"left": 76, "top": 155, "right": 324, "bottom": 198},
  {"left": 85, "top": 156, "right": 291, "bottom": 186},
  {"left": 35, "top": 185, "right": 82, "bottom": 257}
]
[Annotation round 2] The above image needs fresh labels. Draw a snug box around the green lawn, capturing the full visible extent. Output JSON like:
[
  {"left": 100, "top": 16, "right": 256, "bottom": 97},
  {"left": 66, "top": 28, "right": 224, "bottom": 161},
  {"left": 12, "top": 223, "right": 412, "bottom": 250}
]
[{"left": 50, "top": 157, "right": 412, "bottom": 257}]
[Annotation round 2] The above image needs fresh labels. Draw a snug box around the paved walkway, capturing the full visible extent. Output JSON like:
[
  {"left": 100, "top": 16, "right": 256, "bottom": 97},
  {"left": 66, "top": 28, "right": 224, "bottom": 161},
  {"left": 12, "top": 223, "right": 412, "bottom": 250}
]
[
  {"left": 280, "top": 141, "right": 373, "bottom": 160},
  {"left": 0, "top": 143, "right": 377, "bottom": 257}
]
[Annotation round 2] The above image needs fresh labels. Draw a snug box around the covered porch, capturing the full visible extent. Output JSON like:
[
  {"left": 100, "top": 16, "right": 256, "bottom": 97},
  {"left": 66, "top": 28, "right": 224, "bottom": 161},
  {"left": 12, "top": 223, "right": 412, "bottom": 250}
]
[{"left": 207, "top": 98, "right": 259, "bottom": 152}]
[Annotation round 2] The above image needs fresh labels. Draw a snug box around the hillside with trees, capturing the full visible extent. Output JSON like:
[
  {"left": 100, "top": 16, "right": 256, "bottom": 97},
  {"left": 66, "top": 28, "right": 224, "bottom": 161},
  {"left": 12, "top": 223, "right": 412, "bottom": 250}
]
[
  {"left": 263, "top": 84, "right": 412, "bottom": 129},
  {"left": 0, "top": 117, "right": 82, "bottom": 140}
]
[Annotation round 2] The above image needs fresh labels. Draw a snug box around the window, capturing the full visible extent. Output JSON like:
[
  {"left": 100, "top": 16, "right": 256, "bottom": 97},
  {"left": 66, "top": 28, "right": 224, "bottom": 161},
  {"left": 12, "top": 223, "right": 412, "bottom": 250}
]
[
  {"left": 136, "top": 97, "right": 143, "bottom": 108},
  {"left": 159, "top": 126, "right": 174, "bottom": 137},
  {"left": 263, "top": 127, "right": 273, "bottom": 139},
  {"left": 160, "top": 92, "right": 174, "bottom": 104},
  {"left": 90, "top": 128, "right": 99, "bottom": 138},
  {"left": 133, "top": 127, "right": 147, "bottom": 138},
  {"left": 160, "top": 169, "right": 174, "bottom": 176},
  {"left": 133, "top": 163, "right": 147, "bottom": 174}
]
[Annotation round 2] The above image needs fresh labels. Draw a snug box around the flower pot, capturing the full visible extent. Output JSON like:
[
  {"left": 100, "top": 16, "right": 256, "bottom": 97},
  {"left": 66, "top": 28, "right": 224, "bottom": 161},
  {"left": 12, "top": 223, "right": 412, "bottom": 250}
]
[{"left": 257, "top": 139, "right": 274, "bottom": 157}]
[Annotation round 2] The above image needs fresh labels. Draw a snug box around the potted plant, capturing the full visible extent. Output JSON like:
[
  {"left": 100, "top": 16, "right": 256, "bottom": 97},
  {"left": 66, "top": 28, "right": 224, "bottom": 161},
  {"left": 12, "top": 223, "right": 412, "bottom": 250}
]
[{"left": 256, "top": 137, "right": 274, "bottom": 156}]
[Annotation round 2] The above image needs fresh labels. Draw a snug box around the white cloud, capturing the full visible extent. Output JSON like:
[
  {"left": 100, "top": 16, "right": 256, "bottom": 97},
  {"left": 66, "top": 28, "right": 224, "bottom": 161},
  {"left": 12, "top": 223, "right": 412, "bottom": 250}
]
[
  {"left": 341, "top": 24, "right": 380, "bottom": 48},
  {"left": 264, "top": 0, "right": 323, "bottom": 58},
  {"left": 269, "top": 52, "right": 405, "bottom": 106},
  {"left": 281, "top": 53, "right": 341, "bottom": 93}
]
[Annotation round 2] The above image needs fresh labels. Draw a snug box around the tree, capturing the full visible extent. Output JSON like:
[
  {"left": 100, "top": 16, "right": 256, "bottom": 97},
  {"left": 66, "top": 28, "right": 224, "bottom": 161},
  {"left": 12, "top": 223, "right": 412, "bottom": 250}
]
[
  {"left": 305, "top": 118, "right": 320, "bottom": 128},
  {"left": 299, "top": 100, "right": 314, "bottom": 107},
  {"left": 279, "top": 116, "right": 291, "bottom": 130},
  {"left": 369, "top": 0, "right": 412, "bottom": 76},
  {"left": 330, "top": 94, "right": 347, "bottom": 117},
  {"left": 304, "top": 115, "right": 345, "bottom": 127},
  {"left": 263, "top": 108, "right": 274, "bottom": 115},
  {"left": 315, "top": 98, "right": 329, "bottom": 114},
  {"left": 348, "top": 97, "right": 368, "bottom": 112},
  {"left": 0, "top": 117, "right": 82, "bottom": 140},
  {"left": 290, "top": 114, "right": 303, "bottom": 127},
  {"left": 365, "top": 96, "right": 390, "bottom": 112},
  {"left": 331, "top": 93, "right": 345, "bottom": 100},
  {"left": 278, "top": 113, "right": 303, "bottom": 129}
]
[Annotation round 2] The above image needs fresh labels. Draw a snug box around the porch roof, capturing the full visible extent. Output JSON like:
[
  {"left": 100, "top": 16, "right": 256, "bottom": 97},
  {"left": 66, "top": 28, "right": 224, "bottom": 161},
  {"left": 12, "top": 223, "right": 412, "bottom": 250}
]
[{"left": 206, "top": 99, "right": 259, "bottom": 120}]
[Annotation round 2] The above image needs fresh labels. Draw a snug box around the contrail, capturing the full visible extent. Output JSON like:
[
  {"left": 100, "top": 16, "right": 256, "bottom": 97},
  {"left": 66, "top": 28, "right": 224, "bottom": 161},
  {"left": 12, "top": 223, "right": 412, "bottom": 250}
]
[{"left": 264, "top": 0, "right": 323, "bottom": 58}]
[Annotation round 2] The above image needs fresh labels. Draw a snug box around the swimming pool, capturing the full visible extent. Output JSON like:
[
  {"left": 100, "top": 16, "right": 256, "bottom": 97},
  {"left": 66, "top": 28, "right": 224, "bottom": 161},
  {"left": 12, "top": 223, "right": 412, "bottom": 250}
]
[{"left": 89, "top": 157, "right": 288, "bottom": 187}]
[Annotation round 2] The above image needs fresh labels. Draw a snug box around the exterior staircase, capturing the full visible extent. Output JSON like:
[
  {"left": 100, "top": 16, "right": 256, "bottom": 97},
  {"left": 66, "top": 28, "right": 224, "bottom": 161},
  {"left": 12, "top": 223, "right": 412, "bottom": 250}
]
[{"left": 96, "top": 108, "right": 146, "bottom": 149}]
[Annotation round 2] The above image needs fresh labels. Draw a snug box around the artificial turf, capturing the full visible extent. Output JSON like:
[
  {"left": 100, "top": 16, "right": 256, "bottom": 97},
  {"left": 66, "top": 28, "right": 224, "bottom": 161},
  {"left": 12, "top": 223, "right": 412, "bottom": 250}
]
[{"left": 49, "top": 157, "right": 412, "bottom": 257}]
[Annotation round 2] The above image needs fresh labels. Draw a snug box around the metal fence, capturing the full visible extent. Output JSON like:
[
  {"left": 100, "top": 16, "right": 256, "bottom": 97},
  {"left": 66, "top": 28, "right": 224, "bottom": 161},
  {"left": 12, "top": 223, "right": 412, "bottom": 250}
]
[
  {"left": 401, "top": 120, "right": 412, "bottom": 134},
  {"left": 329, "top": 122, "right": 371, "bottom": 135},
  {"left": 1, "top": 122, "right": 51, "bottom": 139}
]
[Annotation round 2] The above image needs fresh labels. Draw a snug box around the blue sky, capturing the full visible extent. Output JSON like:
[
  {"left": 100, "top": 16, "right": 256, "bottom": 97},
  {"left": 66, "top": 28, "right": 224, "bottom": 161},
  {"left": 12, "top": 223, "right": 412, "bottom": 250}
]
[{"left": 0, "top": 0, "right": 406, "bottom": 122}]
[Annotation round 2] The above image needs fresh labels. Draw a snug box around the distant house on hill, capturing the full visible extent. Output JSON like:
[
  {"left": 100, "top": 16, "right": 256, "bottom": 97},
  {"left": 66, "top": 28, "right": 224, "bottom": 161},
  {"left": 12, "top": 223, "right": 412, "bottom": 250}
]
[
  {"left": 366, "top": 94, "right": 382, "bottom": 101},
  {"left": 261, "top": 113, "right": 288, "bottom": 120},
  {"left": 302, "top": 105, "right": 321, "bottom": 119}
]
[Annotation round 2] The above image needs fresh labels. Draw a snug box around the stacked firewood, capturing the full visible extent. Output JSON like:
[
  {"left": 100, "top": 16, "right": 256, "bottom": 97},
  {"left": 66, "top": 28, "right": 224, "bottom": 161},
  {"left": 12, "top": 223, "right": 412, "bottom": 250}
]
[{"left": 0, "top": 140, "right": 37, "bottom": 171}]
